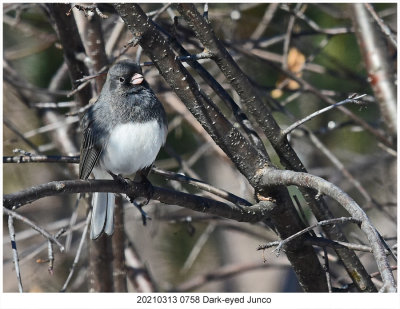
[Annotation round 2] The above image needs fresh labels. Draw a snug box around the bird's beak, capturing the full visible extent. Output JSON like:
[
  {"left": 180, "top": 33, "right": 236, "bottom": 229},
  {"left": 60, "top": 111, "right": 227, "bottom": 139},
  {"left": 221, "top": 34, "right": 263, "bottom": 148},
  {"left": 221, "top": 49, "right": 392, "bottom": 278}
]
[{"left": 131, "top": 73, "right": 144, "bottom": 85}]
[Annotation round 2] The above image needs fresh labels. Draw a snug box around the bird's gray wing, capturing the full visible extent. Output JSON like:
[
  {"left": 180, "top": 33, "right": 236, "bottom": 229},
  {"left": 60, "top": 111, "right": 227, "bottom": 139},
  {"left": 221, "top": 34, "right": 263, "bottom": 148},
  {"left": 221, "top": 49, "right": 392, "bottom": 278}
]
[{"left": 79, "top": 113, "right": 104, "bottom": 180}]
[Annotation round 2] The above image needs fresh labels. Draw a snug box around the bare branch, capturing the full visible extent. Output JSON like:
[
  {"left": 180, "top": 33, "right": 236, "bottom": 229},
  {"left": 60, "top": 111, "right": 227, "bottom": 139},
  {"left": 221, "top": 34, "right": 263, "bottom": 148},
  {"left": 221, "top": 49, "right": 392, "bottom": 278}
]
[
  {"left": 261, "top": 217, "right": 361, "bottom": 255},
  {"left": 3, "top": 119, "right": 41, "bottom": 154},
  {"left": 31, "top": 101, "right": 77, "bottom": 109},
  {"left": 172, "top": 261, "right": 291, "bottom": 292},
  {"left": 60, "top": 210, "right": 91, "bottom": 292},
  {"left": 3, "top": 179, "right": 275, "bottom": 223},
  {"left": 304, "top": 236, "right": 392, "bottom": 255},
  {"left": 364, "top": 3, "right": 397, "bottom": 48},
  {"left": 3, "top": 154, "right": 79, "bottom": 164},
  {"left": 176, "top": 3, "right": 380, "bottom": 292},
  {"left": 8, "top": 215, "right": 23, "bottom": 292},
  {"left": 181, "top": 222, "right": 216, "bottom": 274},
  {"left": 256, "top": 167, "right": 397, "bottom": 292},
  {"left": 3, "top": 154, "right": 251, "bottom": 208},
  {"left": 4, "top": 207, "right": 65, "bottom": 252},
  {"left": 152, "top": 167, "right": 251, "bottom": 207},
  {"left": 352, "top": 4, "right": 397, "bottom": 138},
  {"left": 322, "top": 242, "right": 332, "bottom": 293},
  {"left": 282, "top": 94, "right": 366, "bottom": 136},
  {"left": 112, "top": 197, "right": 127, "bottom": 292},
  {"left": 46, "top": 3, "right": 92, "bottom": 107},
  {"left": 235, "top": 45, "right": 394, "bottom": 149},
  {"left": 280, "top": 4, "right": 352, "bottom": 35},
  {"left": 125, "top": 240, "right": 156, "bottom": 292},
  {"left": 249, "top": 3, "right": 279, "bottom": 42}
]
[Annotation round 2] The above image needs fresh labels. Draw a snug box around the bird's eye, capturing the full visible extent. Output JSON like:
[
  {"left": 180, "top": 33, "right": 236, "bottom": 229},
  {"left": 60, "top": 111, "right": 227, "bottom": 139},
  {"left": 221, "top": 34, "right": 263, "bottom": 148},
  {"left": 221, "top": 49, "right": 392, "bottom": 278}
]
[{"left": 119, "top": 77, "right": 125, "bottom": 83}]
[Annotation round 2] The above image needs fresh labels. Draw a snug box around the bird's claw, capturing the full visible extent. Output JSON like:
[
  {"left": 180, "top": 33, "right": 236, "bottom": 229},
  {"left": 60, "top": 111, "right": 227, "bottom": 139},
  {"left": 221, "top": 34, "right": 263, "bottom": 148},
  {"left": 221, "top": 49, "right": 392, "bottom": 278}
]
[
  {"left": 127, "top": 175, "right": 154, "bottom": 225},
  {"left": 132, "top": 200, "right": 152, "bottom": 225},
  {"left": 109, "top": 171, "right": 131, "bottom": 190}
]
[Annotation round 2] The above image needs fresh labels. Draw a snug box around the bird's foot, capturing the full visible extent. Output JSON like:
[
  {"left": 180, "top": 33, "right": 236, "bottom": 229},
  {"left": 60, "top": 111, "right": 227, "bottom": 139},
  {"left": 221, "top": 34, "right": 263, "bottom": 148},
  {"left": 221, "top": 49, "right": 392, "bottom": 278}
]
[
  {"left": 125, "top": 174, "right": 154, "bottom": 225},
  {"left": 109, "top": 171, "right": 130, "bottom": 190},
  {"left": 137, "top": 175, "right": 154, "bottom": 205},
  {"left": 132, "top": 200, "right": 152, "bottom": 225}
]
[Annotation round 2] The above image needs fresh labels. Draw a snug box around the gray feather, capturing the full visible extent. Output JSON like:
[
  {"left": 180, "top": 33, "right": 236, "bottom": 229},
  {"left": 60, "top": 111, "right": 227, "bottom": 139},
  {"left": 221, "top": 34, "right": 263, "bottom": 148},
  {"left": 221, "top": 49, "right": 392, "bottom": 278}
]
[{"left": 90, "top": 192, "right": 115, "bottom": 239}]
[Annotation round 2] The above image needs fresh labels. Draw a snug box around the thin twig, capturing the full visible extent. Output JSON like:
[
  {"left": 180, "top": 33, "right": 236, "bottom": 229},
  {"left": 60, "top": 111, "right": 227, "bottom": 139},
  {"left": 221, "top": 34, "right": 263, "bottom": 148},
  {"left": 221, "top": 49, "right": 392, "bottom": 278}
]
[
  {"left": 305, "top": 129, "right": 396, "bottom": 226},
  {"left": 16, "top": 224, "right": 81, "bottom": 267},
  {"left": 125, "top": 240, "right": 156, "bottom": 292},
  {"left": 8, "top": 214, "right": 23, "bottom": 292},
  {"left": 31, "top": 101, "right": 77, "bottom": 109},
  {"left": 64, "top": 195, "right": 82, "bottom": 252},
  {"left": 283, "top": 94, "right": 365, "bottom": 135},
  {"left": 255, "top": 231, "right": 392, "bottom": 256},
  {"left": 4, "top": 218, "right": 72, "bottom": 244},
  {"left": 74, "top": 67, "right": 108, "bottom": 84},
  {"left": 47, "top": 240, "right": 54, "bottom": 275},
  {"left": 181, "top": 222, "right": 216, "bottom": 274},
  {"left": 352, "top": 4, "right": 397, "bottom": 138},
  {"left": 318, "top": 232, "right": 333, "bottom": 292},
  {"left": 68, "top": 4, "right": 108, "bottom": 19},
  {"left": 3, "top": 119, "right": 41, "bottom": 154},
  {"left": 261, "top": 217, "right": 361, "bottom": 255},
  {"left": 66, "top": 80, "right": 92, "bottom": 98},
  {"left": 3, "top": 179, "right": 275, "bottom": 223},
  {"left": 3, "top": 154, "right": 79, "bottom": 164},
  {"left": 3, "top": 152, "right": 252, "bottom": 209},
  {"left": 280, "top": 4, "right": 352, "bottom": 35},
  {"left": 203, "top": 3, "right": 209, "bottom": 21},
  {"left": 149, "top": 2, "right": 172, "bottom": 20},
  {"left": 172, "top": 261, "right": 291, "bottom": 292},
  {"left": 322, "top": 244, "right": 332, "bottom": 293},
  {"left": 304, "top": 236, "right": 391, "bottom": 255},
  {"left": 105, "top": 20, "right": 126, "bottom": 56},
  {"left": 141, "top": 51, "right": 213, "bottom": 66},
  {"left": 22, "top": 116, "right": 80, "bottom": 139},
  {"left": 152, "top": 167, "right": 251, "bottom": 207},
  {"left": 292, "top": 195, "right": 309, "bottom": 229},
  {"left": 60, "top": 210, "right": 91, "bottom": 292},
  {"left": 258, "top": 168, "right": 396, "bottom": 291},
  {"left": 282, "top": 3, "right": 302, "bottom": 70},
  {"left": 4, "top": 207, "right": 65, "bottom": 252},
  {"left": 233, "top": 40, "right": 394, "bottom": 149},
  {"left": 364, "top": 3, "right": 397, "bottom": 48},
  {"left": 249, "top": 3, "right": 279, "bottom": 42}
]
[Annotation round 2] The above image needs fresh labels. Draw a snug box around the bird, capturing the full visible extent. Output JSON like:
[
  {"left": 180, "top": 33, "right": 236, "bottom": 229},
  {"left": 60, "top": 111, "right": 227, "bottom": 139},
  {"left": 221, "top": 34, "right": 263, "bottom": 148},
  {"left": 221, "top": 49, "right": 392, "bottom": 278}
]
[{"left": 79, "top": 59, "right": 167, "bottom": 239}]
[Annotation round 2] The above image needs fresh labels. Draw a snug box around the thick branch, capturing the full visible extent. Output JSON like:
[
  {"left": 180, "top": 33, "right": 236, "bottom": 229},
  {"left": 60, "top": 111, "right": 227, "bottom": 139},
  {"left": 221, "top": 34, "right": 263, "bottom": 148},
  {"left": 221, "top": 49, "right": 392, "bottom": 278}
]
[
  {"left": 3, "top": 179, "right": 275, "bottom": 223},
  {"left": 176, "top": 3, "right": 379, "bottom": 292},
  {"left": 46, "top": 3, "right": 92, "bottom": 107},
  {"left": 352, "top": 4, "right": 397, "bottom": 139},
  {"left": 113, "top": 4, "right": 267, "bottom": 182},
  {"left": 256, "top": 167, "right": 397, "bottom": 292},
  {"left": 175, "top": 3, "right": 303, "bottom": 170},
  {"left": 113, "top": 3, "right": 329, "bottom": 292}
]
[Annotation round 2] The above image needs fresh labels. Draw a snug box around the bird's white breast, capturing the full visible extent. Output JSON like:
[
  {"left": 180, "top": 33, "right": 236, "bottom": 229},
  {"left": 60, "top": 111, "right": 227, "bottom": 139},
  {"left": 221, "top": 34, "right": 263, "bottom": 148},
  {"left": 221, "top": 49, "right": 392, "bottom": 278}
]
[{"left": 100, "top": 120, "right": 167, "bottom": 175}]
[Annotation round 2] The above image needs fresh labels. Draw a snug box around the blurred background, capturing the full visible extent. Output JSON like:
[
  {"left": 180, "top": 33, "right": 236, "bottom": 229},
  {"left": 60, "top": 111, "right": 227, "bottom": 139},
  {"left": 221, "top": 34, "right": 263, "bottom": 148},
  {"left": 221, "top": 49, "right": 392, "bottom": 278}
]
[{"left": 3, "top": 3, "right": 397, "bottom": 292}]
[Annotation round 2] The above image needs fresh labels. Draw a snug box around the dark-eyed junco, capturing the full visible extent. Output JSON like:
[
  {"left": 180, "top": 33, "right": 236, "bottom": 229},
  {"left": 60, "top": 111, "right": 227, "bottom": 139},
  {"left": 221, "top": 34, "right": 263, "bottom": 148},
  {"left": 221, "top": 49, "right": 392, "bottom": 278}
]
[{"left": 79, "top": 60, "right": 167, "bottom": 239}]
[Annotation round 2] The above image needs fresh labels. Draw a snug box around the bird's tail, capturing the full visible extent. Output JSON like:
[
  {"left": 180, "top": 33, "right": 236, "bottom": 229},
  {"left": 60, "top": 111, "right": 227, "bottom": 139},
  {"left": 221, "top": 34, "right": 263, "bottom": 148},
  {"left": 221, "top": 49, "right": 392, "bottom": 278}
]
[{"left": 90, "top": 192, "right": 115, "bottom": 239}]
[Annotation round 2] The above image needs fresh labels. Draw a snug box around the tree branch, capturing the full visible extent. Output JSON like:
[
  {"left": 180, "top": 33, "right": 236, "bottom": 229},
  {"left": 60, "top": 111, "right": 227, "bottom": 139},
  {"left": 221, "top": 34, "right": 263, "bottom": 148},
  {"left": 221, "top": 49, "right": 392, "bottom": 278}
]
[
  {"left": 114, "top": 3, "right": 331, "bottom": 292},
  {"left": 176, "top": 3, "right": 379, "bottom": 292},
  {"left": 60, "top": 210, "right": 91, "bottom": 292},
  {"left": 256, "top": 167, "right": 397, "bottom": 292},
  {"left": 7, "top": 214, "right": 23, "bottom": 292},
  {"left": 3, "top": 179, "right": 275, "bottom": 223},
  {"left": 46, "top": 3, "right": 92, "bottom": 107},
  {"left": 4, "top": 208, "right": 65, "bottom": 252},
  {"left": 352, "top": 3, "right": 397, "bottom": 139}
]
